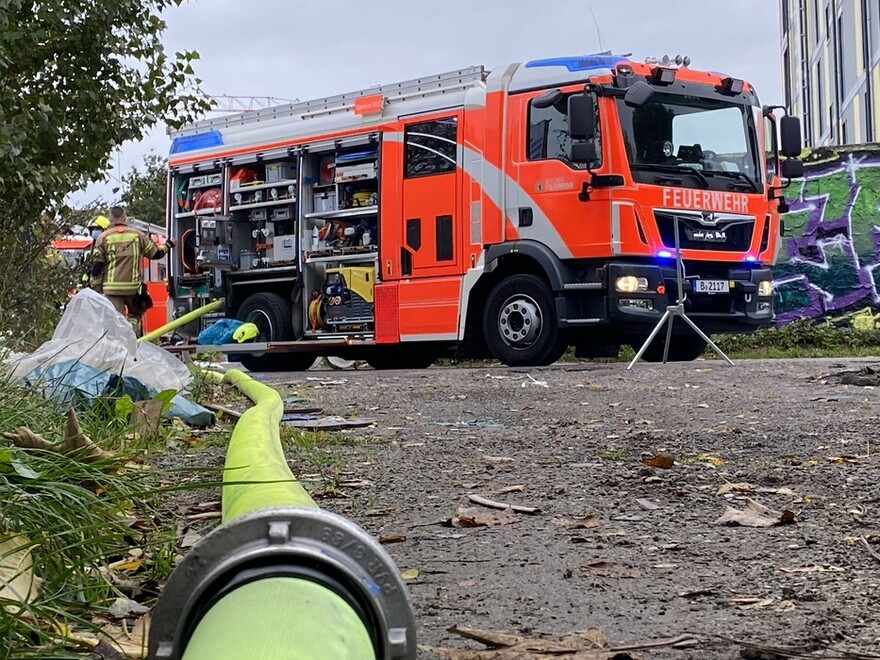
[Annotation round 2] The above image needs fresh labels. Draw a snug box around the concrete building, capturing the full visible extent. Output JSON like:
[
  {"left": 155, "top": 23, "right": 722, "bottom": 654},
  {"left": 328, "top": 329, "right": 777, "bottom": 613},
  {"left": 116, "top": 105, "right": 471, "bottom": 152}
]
[{"left": 780, "top": 0, "right": 880, "bottom": 146}]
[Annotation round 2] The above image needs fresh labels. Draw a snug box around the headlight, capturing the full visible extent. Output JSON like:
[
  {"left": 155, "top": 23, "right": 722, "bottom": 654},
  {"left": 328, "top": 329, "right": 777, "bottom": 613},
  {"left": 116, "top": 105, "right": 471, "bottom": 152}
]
[
  {"left": 758, "top": 280, "right": 773, "bottom": 296},
  {"left": 615, "top": 276, "right": 649, "bottom": 293}
]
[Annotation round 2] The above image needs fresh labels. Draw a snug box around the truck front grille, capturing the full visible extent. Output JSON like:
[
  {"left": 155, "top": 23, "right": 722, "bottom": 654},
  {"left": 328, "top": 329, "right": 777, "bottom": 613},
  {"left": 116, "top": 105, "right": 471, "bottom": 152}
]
[{"left": 655, "top": 211, "right": 754, "bottom": 252}]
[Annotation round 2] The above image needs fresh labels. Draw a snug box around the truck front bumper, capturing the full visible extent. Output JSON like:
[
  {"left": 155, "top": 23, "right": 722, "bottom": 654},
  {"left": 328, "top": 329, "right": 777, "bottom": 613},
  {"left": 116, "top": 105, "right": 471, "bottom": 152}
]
[{"left": 605, "top": 262, "right": 775, "bottom": 334}]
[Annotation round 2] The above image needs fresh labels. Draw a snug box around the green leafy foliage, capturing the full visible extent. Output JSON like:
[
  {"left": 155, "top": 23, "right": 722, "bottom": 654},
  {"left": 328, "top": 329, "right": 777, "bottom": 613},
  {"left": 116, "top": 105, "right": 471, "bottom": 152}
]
[
  {"left": 0, "top": 1, "right": 212, "bottom": 350},
  {"left": 122, "top": 152, "right": 169, "bottom": 226},
  {"left": 713, "top": 318, "right": 880, "bottom": 358}
]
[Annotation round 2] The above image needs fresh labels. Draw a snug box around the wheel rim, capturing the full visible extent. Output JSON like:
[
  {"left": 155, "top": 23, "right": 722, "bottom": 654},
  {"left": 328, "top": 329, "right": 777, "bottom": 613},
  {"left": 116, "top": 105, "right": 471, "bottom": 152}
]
[
  {"left": 244, "top": 310, "right": 273, "bottom": 356},
  {"left": 497, "top": 294, "right": 543, "bottom": 350}
]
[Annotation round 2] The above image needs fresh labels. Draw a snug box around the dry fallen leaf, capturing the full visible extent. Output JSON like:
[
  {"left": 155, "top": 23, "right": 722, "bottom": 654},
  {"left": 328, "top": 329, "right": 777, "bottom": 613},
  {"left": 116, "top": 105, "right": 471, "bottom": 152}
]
[
  {"left": 552, "top": 514, "right": 602, "bottom": 529},
  {"left": 379, "top": 534, "right": 407, "bottom": 544},
  {"left": 401, "top": 568, "right": 419, "bottom": 580},
  {"left": 642, "top": 454, "right": 675, "bottom": 469},
  {"left": 715, "top": 499, "right": 796, "bottom": 528},
  {"left": 779, "top": 565, "right": 844, "bottom": 574},
  {"left": 453, "top": 505, "right": 518, "bottom": 528},
  {"left": 491, "top": 484, "right": 525, "bottom": 495},
  {"left": 728, "top": 596, "right": 775, "bottom": 610},
  {"left": 581, "top": 559, "right": 640, "bottom": 579},
  {"left": 0, "top": 534, "right": 41, "bottom": 606}
]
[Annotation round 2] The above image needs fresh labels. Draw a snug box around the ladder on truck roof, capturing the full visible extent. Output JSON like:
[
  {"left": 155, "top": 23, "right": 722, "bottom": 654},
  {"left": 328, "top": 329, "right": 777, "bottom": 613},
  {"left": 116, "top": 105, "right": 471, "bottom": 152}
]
[{"left": 171, "top": 65, "right": 488, "bottom": 136}]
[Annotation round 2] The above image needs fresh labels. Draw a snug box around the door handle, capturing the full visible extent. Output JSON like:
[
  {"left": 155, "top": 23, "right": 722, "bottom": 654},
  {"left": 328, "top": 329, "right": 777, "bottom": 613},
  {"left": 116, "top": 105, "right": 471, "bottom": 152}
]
[{"left": 518, "top": 207, "right": 533, "bottom": 227}]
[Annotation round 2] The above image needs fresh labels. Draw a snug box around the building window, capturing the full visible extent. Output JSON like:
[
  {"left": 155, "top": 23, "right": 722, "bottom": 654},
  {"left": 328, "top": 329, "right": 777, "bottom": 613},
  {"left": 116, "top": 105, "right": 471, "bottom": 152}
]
[
  {"left": 527, "top": 92, "right": 599, "bottom": 168},
  {"left": 404, "top": 117, "right": 458, "bottom": 178}
]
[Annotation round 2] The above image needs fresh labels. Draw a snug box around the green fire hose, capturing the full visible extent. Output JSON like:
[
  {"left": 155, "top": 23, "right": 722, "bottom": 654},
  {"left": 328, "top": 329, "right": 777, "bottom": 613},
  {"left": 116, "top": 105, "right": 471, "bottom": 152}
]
[
  {"left": 138, "top": 299, "right": 223, "bottom": 344},
  {"left": 148, "top": 369, "right": 416, "bottom": 659}
]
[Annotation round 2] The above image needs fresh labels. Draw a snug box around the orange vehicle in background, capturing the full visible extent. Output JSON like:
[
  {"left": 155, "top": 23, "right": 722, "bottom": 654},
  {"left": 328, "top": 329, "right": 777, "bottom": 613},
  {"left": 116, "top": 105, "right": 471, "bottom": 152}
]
[
  {"left": 164, "top": 53, "right": 804, "bottom": 371},
  {"left": 52, "top": 218, "right": 169, "bottom": 335}
]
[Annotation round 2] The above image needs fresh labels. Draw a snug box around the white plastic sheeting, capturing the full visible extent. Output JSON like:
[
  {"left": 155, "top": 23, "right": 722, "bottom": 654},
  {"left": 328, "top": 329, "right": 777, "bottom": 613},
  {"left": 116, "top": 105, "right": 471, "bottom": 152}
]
[{"left": 5, "top": 288, "right": 191, "bottom": 393}]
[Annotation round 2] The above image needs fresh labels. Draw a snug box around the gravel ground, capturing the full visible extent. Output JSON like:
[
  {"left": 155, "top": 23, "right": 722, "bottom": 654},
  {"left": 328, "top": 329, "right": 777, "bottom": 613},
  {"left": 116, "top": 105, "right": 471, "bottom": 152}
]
[{"left": 251, "top": 357, "right": 880, "bottom": 659}]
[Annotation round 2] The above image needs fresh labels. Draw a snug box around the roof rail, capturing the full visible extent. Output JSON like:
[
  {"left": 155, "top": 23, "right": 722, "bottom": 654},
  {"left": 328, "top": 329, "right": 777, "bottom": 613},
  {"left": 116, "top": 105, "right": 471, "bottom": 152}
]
[{"left": 171, "top": 65, "right": 487, "bottom": 136}]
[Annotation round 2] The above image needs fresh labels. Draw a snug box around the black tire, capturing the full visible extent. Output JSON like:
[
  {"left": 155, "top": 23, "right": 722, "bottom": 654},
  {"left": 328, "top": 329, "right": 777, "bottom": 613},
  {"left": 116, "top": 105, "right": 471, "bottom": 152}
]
[
  {"left": 629, "top": 332, "right": 707, "bottom": 363},
  {"left": 365, "top": 346, "right": 436, "bottom": 370},
  {"left": 483, "top": 274, "right": 566, "bottom": 367},
  {"left": 236, "top": 293, "right": 316, "bottom": 372}
]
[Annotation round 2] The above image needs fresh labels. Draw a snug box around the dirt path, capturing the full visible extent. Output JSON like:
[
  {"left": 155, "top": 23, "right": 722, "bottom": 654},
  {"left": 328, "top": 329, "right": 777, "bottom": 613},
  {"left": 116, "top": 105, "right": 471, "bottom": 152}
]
[{"left": 258, "top": 357, "right": 880, "bottom": 658}]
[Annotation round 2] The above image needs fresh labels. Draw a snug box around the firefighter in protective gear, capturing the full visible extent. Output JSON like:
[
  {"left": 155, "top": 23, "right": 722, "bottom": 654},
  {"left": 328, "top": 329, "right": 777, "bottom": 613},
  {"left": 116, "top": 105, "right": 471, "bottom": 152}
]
[
  {"left": 79, "top": 215, "right": 111, "bottom": 289},
  {"left": 90, "top": 206, "right": 174, "bottom": 336}
]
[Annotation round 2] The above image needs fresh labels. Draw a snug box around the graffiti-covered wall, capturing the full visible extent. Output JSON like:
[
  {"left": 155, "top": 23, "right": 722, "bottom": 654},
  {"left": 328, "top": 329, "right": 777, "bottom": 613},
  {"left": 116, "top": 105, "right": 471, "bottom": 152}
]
[{"left": 775, "top": 145, "right": 880, "bottom": 325}]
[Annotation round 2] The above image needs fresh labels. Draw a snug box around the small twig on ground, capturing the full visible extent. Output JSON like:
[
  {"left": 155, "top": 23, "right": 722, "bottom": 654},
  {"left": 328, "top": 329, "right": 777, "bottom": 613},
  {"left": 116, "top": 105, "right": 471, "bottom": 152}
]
[
  {"left": 202, "top": 402, "right": 242, "bottom": 420},
  {"left": 686, "top": 631, "right": 880, "bottom": 660},
  {"left": 467, "top": 494, "right": 540, "bottom": 515},
  {"left": 860, "top": 537, "right": 880, "bottom": 564}
]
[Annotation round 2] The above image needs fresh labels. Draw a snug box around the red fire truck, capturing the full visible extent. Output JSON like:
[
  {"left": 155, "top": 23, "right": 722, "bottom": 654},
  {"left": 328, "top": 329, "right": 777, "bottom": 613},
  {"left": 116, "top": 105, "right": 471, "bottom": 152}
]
[{"left": 165, "top": 53, "right": 803, "bottom": 371}]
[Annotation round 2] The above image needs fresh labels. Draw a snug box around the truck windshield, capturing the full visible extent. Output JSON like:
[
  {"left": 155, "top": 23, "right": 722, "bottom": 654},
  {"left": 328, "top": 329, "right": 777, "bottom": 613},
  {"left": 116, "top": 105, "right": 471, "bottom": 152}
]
[{"left": 616, "top": 92, "right": 762, "bottom": 193}]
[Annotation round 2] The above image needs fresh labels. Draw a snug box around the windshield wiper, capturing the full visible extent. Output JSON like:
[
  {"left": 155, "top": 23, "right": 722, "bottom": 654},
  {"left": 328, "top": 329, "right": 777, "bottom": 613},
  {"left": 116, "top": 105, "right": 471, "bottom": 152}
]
[
  {"left": 633, "top": 163, "right": 709, "bottom": 189},
  {"left": 704, "top": 169, "right": 759, "bottom": 193}
]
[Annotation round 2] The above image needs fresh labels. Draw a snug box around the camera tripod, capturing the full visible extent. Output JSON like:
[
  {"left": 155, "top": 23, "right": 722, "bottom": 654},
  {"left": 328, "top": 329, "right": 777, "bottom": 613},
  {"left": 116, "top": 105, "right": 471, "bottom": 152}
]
[{"left": 627, "top": 215, "right": 734, "bottom": 370}]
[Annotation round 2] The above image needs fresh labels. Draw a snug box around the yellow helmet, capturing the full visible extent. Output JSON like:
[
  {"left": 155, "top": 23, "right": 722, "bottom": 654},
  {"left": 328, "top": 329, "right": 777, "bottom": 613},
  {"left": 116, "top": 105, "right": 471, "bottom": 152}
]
[{"left": 93, "top": 215, "right": 110, "bottom": 230}]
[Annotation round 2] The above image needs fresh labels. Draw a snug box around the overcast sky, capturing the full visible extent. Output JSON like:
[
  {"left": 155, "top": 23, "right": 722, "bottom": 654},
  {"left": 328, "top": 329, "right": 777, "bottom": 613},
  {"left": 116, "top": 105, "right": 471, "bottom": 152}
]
[{"left": 70, "top": 0, "right": 782, "bottom": 207}]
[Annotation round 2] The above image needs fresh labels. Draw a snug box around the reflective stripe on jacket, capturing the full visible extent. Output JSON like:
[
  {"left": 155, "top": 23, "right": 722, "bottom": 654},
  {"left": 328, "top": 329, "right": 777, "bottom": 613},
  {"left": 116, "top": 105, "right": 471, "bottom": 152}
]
[{"left": 91, "top": 225, "right": 165, "bottom": 295}]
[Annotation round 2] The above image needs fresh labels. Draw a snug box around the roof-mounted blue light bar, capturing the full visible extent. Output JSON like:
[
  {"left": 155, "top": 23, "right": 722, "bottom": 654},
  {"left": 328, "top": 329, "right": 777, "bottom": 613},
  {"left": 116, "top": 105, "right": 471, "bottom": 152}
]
[
  {"left": 170, "top": 129, "right": 224, "bottom": 155},
  {"left": 524, "top": 54, "right": 628, "bottom": 73}
]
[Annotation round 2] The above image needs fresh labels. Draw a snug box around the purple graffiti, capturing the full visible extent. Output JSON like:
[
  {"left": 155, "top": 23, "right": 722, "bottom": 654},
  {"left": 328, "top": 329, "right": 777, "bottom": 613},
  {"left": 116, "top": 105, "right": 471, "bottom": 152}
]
[{"left": 773, "top": 150, "right": 880, "bottom": 325}]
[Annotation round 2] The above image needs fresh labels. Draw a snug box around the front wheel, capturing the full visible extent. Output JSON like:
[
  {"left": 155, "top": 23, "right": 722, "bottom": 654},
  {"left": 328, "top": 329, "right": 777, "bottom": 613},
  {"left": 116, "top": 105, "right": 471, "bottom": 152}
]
[{"left": 483, "top": 274, "right": 566, "bottom": 367}]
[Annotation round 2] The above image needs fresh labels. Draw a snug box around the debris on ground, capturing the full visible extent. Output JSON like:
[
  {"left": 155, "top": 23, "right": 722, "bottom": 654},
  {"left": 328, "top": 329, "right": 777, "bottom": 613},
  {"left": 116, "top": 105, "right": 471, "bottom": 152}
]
[
  {"left": 282, "top": 414, "right": 375, "bottom": 430},
  {"left": 467, "top": 493, "right": 541, "bottom": 514},
  {"left": 641, "top": 453, "right": 675, "bottom": 469},
  {"left": 814, "top": 364, "right": 880, "bottom": 387},
  {"left": 3, "top": 408, "right": 112, "bottom": 463},
  {"left": 4, "top": 289, "right": 213, "bottom": 427},
  {"left": 430, "top": 624, "right": 700, "bottom": 659},
  {"left": 715, "top": 498, "right": 796, "bottom": 528},
  {"left": 451, "top": 505, "right": 518, "bottom": 528}
]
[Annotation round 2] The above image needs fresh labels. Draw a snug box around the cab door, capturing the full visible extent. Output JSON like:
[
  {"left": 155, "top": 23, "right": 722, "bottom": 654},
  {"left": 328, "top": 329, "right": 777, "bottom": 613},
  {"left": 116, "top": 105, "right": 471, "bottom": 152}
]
[{"left": 399, "top": 113, "right": 462, "bottom": 278}]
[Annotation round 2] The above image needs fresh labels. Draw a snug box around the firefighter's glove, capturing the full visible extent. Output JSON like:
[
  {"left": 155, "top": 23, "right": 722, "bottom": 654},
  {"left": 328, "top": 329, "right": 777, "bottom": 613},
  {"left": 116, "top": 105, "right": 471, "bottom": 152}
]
[
  {"left": 90, "top": 262, "right": 104, "bottom": 277},
  {"left": 165, "top": 239, "right": 175, "bottom": 249}
]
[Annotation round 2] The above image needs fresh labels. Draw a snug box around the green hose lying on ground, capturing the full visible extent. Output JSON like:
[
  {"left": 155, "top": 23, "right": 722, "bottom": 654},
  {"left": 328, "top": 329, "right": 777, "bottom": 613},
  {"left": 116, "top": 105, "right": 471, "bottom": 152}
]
[
  {"left": 218, "top": 369, "right": 315, "bottom": 521},
  {"left": 182, "top": 368, "right": 375, "bottom": 659}
]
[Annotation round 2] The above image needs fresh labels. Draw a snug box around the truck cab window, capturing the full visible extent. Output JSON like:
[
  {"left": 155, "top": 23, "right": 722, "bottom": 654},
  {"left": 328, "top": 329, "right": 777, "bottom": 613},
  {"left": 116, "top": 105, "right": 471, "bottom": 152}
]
[
  {"left": 527, "top": 93, "right": 599, "bottom": 168},
  {"left": 404, "top": 117, "right": 458, "bottom": 178}
]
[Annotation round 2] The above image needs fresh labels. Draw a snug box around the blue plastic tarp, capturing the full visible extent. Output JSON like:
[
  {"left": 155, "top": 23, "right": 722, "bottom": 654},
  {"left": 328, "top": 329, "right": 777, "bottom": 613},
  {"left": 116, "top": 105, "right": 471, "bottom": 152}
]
[
  {"left": 23, "top": 360, "right": 215, "bottom": 428},
  {"left": 197, "top": 319, "right": 244, "bottom": 345}
]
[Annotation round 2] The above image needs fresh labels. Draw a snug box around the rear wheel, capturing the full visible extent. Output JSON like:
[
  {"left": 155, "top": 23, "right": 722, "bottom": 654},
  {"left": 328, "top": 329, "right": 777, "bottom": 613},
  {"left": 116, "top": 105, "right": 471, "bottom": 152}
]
[
  {"left": 236, "top": 293, "right": 316, "bottom": 372},
  {"left": 483, "top": 274, "right": 566, "bottom": 367},
  {"left": 629, "top": 332, "right": 707, "bottom": 363}
]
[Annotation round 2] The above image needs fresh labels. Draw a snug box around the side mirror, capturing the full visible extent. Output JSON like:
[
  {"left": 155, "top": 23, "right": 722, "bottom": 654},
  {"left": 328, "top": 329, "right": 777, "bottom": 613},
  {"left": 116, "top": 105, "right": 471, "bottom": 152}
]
[
  {"left": 571, "top": 141, "right": 598, "bottom": 163},
  {"left": 568, "top": 93, "right": 595, "bottom": 140},
  {"left": 624, "top": 80, "right": 654, "bottom": 108},
  {"left": 781, "top": 157, "right": 804, "bottom": 180},
  {"left": 779, "top": 115, "right": 802, "bottom": 157}
]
